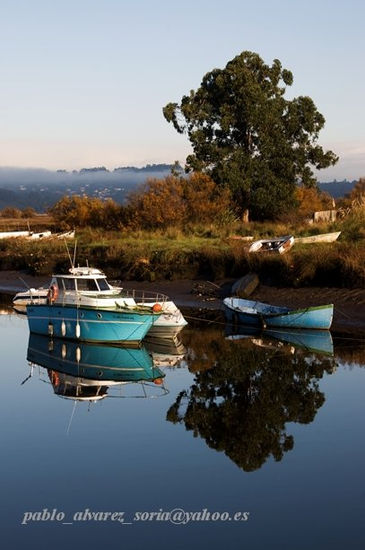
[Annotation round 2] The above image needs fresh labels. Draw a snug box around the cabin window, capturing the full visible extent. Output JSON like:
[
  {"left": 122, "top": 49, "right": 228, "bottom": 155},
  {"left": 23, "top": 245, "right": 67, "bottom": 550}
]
[
  {"left": 63, "top": 278, "right": 76, "bottom": 291},
  {"left": 56, "top": 277, "right": 64, "bottom": 290},
  {"left": 76, "top": 278, "right": 99, "bottom": 291},
  {"left": 97, "top": 279, "right": 110, "bottom": 291},
  {"left": 56, "top": 277, "right": 76, "bottom": 291}
]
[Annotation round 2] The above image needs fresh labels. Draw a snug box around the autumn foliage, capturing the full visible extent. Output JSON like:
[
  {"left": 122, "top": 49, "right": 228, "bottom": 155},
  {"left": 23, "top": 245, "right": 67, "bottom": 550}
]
[
  {"left": 295, "top": 186, "right": 334, "bottom": 218},
  {"left": 125, "top": 173, "right": 233, "bottom": 229},
  {"left": 49, "top": 174, "right": 234, "bottom": 230},
  {"left": 49, "top": 195, "right": 121, "bottom": 229}
]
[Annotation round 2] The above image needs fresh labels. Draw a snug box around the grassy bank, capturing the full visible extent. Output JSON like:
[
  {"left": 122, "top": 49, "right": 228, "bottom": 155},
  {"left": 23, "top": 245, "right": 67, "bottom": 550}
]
[{"left": 0, "top": 215, "right": 364, "bottom": 288}]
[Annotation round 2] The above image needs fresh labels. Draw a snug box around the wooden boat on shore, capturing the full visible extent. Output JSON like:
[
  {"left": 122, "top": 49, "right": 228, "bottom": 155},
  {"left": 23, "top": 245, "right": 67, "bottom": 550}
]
[
  {"left": 0, "top": 230, "right": 30, "bottom": 239},
  {"left": 0, "top": 229, "right": 74, "bottom": 241},
  {"left": 249, "top": 235, "right": 294, "bottom": 254},
  {"left": 294, "top": 231, "right": 341, "bottom": 244},
  {"left": 223, "top": 297, "right": 333, "bottom": 330}
]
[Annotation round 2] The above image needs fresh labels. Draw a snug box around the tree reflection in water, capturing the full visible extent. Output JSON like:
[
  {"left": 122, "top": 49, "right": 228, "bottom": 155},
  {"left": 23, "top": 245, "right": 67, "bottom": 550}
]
[{"left": 167, "top": 330, "right": 337, "bottom": 472}]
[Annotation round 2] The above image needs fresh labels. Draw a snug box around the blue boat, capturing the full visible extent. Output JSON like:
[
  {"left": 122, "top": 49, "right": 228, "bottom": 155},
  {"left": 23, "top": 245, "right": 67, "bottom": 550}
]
[
  {"left": 26, "top": 334, "right": 166, "bottom": 401},
  {"left": 26, "top": 303, "right": 156, "bottom": 345},
  {"left": 223, "top": 297, "right": 333, "bottom": 330},
  {"left": 23, "top": 265, "right": 187, "bottom": 343},
  {"left": 25, "top": 266, "right": 164, "bottom": 344}
]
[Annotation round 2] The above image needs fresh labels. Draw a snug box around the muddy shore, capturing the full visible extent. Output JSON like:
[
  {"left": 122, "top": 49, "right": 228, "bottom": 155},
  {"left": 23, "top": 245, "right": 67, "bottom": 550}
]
[{"left": 0, "top": 270, "right": 364, "bottom": 337}]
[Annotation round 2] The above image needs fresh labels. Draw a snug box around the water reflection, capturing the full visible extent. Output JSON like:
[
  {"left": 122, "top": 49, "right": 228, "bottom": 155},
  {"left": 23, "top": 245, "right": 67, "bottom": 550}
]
[
  {"left": 169, "top": 328, "right": 338, "bottom": 472},
  {"left": 226, "top": 326, "right": 334, "bottom": 355},
  {"left": 26, "top": 333, "right": 168, "bottom": 401},
  {"left": 144, "top": 335, "right": 186, "bottom": 368}
]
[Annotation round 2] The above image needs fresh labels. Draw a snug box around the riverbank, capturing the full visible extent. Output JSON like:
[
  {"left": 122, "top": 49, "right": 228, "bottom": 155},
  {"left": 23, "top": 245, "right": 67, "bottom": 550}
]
[{"left": 1, "top": 270, "right": 364, "bottom": 337}]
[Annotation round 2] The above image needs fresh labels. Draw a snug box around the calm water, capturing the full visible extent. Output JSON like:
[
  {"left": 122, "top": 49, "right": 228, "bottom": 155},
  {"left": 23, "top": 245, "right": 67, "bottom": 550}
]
[{"left": 0, "top": 303, "right": 364, "bottom": 550}]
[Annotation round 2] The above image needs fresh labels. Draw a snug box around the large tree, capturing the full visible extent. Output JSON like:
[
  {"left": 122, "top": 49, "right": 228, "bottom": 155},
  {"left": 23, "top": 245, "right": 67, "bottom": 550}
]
[{"left": 163, "top": 51, "right": 338, "bottom": 220}]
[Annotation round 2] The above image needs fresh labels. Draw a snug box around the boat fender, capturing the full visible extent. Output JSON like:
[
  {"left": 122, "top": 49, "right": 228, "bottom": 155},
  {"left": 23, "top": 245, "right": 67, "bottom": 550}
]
[
  {"left": 75, "top": 323, "right": 81, "bottom": 339},
  {"left": 152, "top": 303, "right": 162, "bottom": 313},
  {"left": 47, "top": 284, "right": 59, "bottom": 304},
  {"left": 61, "top": 344, "right": 67, "bottom": 359},
  {"left": 61, "top": 321, "right": 66, "bottom": 337},
  {"left": 48, "top": 322, "right": 54, "bottom": 336}
]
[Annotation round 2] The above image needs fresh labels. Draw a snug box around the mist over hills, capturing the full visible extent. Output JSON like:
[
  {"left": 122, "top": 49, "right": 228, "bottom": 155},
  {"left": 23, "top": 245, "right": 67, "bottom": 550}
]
[
  {"left": 0, "top": 165, "right": 357, "bottom": 212},
  {"left": 0, "top": 164, "right": 174, "bottom": 211}
]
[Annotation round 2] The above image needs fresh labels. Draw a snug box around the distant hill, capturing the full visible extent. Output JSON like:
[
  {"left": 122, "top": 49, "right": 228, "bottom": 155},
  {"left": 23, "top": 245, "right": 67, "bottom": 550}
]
[
  {"left": 318, "top": 180, "right": 357, "bottom": 199},
  {"left": 0, "top": 165, "right": 357, "bottom": 212},
  {"left": 0, "top": 164, "right": 176, "bottom": 211}
]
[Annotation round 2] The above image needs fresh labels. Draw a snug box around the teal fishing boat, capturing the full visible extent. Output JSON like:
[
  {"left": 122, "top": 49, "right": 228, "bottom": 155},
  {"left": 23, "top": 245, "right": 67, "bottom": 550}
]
[
  {"left": 26, "top": 266, "right": 162, "bottom": 344},
  {"left": 21, "top": 265, "right": 187, "bottom": 340}
]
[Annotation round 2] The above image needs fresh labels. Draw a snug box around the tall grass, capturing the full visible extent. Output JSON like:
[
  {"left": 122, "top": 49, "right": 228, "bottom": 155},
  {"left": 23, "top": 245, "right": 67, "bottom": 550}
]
[{"left": 0, "top": 215, "right": 363, "bottom": 287}]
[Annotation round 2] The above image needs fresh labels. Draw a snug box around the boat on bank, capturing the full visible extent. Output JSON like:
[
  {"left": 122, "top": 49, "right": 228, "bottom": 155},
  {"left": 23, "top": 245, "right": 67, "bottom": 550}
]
[
  {"left": 0, "top": 230, "right": 30, "bottom": 239},
  {"left": 0, "top": 230, "right": 53, "bottom": 240},
  {"left": 294, "top": 231, "right": 341, "bottom": 244},
  {"left": 248, "top": 235, "right": 294, "bottom": 254},
  {"left": 223, "top": 297, "right": 333, "bottom": 330}
]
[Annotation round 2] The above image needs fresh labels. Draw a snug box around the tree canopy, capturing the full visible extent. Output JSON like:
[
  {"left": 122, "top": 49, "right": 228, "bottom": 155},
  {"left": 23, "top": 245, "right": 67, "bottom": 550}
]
[{"left": 163, "top": 51, "right": 338, "bottom": 220}]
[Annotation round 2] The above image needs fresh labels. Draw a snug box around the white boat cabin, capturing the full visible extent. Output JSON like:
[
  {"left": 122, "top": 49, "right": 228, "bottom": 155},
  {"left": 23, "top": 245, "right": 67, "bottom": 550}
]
[{"left": 50, "top": 267, "right": 136, "bottom": 308}]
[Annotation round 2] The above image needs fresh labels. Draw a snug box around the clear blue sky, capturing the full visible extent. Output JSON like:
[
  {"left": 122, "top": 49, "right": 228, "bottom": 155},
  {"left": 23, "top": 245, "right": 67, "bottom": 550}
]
[{"left": 0, "top": 0, "right": 364, "bottom": 180}]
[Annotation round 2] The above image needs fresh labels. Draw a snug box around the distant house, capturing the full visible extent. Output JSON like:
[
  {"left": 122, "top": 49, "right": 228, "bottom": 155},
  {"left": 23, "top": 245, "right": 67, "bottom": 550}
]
[{"left": 312, "top": 209, "right": 337, "bottom": 223}]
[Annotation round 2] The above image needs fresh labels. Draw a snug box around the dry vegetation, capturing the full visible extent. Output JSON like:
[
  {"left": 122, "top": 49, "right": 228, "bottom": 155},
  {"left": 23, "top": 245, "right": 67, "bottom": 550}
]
[{"left": 0, "top": 173, "right": 364, "bottom": 288}]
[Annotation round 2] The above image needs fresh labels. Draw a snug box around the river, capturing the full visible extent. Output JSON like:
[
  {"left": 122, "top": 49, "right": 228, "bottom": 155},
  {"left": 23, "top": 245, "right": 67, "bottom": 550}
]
[{"left": 0, "top": 301, "right": 364, "bottom": 549}]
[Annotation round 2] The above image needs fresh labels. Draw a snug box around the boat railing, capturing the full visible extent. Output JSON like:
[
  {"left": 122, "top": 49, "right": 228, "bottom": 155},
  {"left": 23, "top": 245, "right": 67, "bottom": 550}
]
[
  {"left": 55, "top": 287, "right": 169, "bottom": 308},
  {"left": 112, "top": 287, "right": 170, "bottom": 305}
]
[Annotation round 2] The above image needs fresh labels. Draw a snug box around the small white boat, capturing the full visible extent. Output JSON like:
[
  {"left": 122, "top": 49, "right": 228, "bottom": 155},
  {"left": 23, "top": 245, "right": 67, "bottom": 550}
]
[
  {"left": 0, "top": 230, "right": 53, "bottom": 240},
  {"left": 294, "top": 231, "right": 341, "bottom": 244},
  {"left": 13, "top": 287, "right": 49, "bottom": 308},
  {"left": 0, "top": 230, "right": 31, "bottom": 240},
  {"left": 249, "top": 235, "right": 294, "bottom": 254},
  {"left": 26, "top": 230, "right": 52, "bottom": 240},
  {"left": 55, "top": 230, "right": 75, "bottom": 239}
]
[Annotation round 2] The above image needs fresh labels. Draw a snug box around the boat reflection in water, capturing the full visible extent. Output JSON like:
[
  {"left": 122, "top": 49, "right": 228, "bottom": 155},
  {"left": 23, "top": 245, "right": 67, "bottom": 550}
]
[
  {"left": 26, "top": 333, "right": 168, "bottom": 402},
  {"left": 144, "top": 335, "right": 186, "bottom": 368},
  {"left": 226, "top": 325, "right": 334, "bottom": 356}
]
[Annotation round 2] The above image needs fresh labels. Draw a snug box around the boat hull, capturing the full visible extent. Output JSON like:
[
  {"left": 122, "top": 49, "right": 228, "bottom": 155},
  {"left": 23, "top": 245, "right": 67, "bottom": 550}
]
[
  {"left": 26, "top": 304, "right": 156, "bottom": 344},
  {"left": 223, "top": 298, "right": 333, "bottom": 330},
  {"left": 249, "top": 235, "right": 294, "bottom": 254},
  {"left": 295, "top": 231, "right": 341, "bottom": 244}
]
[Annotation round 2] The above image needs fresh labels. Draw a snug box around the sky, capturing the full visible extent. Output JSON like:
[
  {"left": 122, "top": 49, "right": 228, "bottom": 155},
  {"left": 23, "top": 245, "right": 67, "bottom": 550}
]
[{"left": 0, "top": 0, "right": 364, "bottom": 181}]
